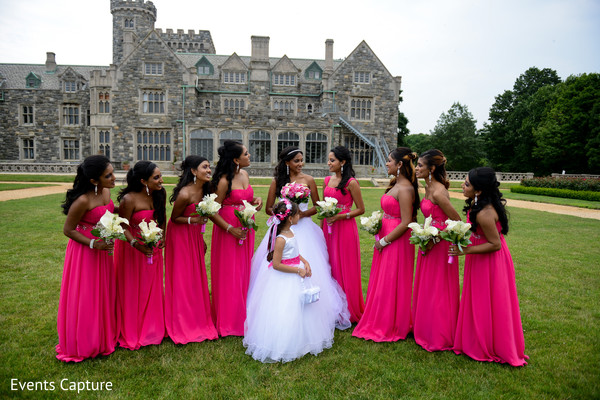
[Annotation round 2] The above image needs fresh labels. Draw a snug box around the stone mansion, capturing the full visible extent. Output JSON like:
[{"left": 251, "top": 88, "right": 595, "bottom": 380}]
[{"left": 0, "top": 0, "right": 401, "bottom": 175}]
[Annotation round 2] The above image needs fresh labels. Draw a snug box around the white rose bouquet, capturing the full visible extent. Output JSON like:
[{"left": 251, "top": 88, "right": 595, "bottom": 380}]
[
  {"left": 408, "top": 216, "right": 440, "bottom": 255},
  {"left": 91, "top": 210, "right": 129, "bottom": 255},
  {"left": 316, "top": 197, "right": 342, "bottom": 234},
  {"left": 360, "top": 210, "right": 383, "bottom": 240},
  {"left": 440, "top": 219, "right": 472, "bottom": 263},
  {"left": 234, "top": 200, "right": 258, "bottom": 245},
  {"left": 138, "top": 219, "right": 163, "bottom": 264},
  {"left": 193, "top": 193, "right": 221, "bottom": 233}
]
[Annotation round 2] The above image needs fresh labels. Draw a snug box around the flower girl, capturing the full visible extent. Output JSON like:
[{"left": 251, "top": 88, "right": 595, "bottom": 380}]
[{"left": 243, "top": 199, "right": 342, "bottom": 363}]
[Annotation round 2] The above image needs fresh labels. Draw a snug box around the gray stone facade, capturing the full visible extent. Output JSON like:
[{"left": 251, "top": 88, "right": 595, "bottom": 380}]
[{"left": 0, "top": 0, "right": 401, "bottom": 175}]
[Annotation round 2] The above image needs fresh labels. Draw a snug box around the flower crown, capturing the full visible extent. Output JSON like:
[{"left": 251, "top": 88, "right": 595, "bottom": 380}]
[{"left": 274, "top": 198, "right": 293, "bottom": 221}]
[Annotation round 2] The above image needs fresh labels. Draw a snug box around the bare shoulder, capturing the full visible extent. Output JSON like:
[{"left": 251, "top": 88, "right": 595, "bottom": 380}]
[{"left": 478, "top": 205, "right": 498, "bottom": 221}]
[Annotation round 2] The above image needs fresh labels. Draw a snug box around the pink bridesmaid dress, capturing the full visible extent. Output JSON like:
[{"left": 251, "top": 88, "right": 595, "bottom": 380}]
[
  {"left": 352, "top": 194, "right": 414, "bottom": 342},
  {"left": 114, "top": 209, "right": 165, "bottom": 350},
  {"left": 164, "top": 203, "right": 218, "bottom": 344},
  {"left": 412, "top": 198, "right": 459, "bottom": 351},
  {"left": 210, "top": 186, "right": 255, "bottom": 337},
  {"left": 453, "top": 217, "right": 528, "bottom": 366},
  {"left": 322, "top": 176, "right": 364, "bottom": 323},
  {"left": 56, "top": 200, "right": 117, "bottom": 362}
]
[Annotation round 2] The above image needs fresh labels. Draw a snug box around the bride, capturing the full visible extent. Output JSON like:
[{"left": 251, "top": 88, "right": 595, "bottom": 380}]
[{"left": 248, "top": 146, "right": 351, "bottom": 331}]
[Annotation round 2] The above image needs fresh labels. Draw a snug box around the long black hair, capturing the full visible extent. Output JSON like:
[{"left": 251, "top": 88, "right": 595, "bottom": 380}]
[
  {"left": 274, "top": 146, "right": 303, "bottom": 196},
  {"left": 211, "top": 140, "right": 244, "bottom": 197},
  {"left": 170, "top": 155, "right": 211, "bottom": 204},
  {"left": 330, "top": 146, "right": 355, "bottom": 195},
  {"left": 61, "top": 155, "right": 111, "bottom": 215},
  {"left": 463, "top": 167, "right": 509, "bottom": 235},
  {"left": 385, "top": 147, "right": 420, "bottom": 221},
  {"left": 117, "top": 161, "right": 167, "bottom": 226},
  {"left": 419, "top": 149, "right": 450, "bottom": 189},
  {"left": 266, "top": 201, "right": 299, "bottom": 262}
]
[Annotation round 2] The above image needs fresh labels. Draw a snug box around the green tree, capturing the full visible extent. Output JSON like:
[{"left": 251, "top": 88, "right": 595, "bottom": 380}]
[
  {"left": 482, "top": 67, "right": 561, "bottom": 172},
  {"left": 430, "top": 102, "right": 484, "bottom": 171},
  {"left": 533, "top": 73, "right": 600, "bottom": 174},
  {"left": 397, "top": 90, "right": 410, "bottom": 146},
  {"left": 405, "top": 133, "right": 434, "bottom": 156}
]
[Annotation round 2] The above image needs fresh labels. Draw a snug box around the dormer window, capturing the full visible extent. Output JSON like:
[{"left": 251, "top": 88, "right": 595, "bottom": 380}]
[
  {"left": 25, "top": 72, "right": 41, "bottom": 88},
  {"left": 64, "top": 81, "right": 77, "bottom": 92},
  {"left": 273, "top": 74, "right": 296, "bottom": 86},
  {"left": 305, "top": 62, "right": 323, "bottom": 81},
  {"left": 196, "top": 57, "right": 214, "bottom": 75}
]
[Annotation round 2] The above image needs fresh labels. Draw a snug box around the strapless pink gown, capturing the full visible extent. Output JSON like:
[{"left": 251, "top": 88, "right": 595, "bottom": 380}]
[
  {"left": 322, "top": 176, "right": 364, "bottom": 323},
  {"left": 56, "top": 200, "right": 117, "bottom": 362},
  {"left": 210, "top": 186, "right": 255, "bottom": 336},
  {"left": 114, "top": 209, "right": 165, "bottom": 350},
  {"left": 352, "top": 194, "right": 414, "bottom": 342},
  {"left": 453, "top": 218, "right": 528, "bottom": 366},
  {"left": 164, "top": 203, "right": 218, "bottom": 344},
  {"left": 412, "top": 198, "right": 459, "bottom": 351}
]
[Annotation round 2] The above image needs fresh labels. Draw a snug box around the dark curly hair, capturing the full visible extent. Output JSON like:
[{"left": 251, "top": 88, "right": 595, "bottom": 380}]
[
  {"left": 170, "top": 155, "right": 211, "bottom": 204},
  {"left": 419, "top": 149, "right": 450, "bottom": 189},
  {"left": 61, "top": 155, "right": 111, "bottom": 215},
  {"left": 385, "top": 147, "right": 420, "bottom": 221},
  {"left": 211, "top": 140, "right": 244, "bottom": 197},
  {"left": 117, "top": 161, "right": 167, "bottom": 226},
  {"left": 330, "top": 146, "right": 355, "bottom": 195},
  {"left": 462, "top": 167, "right": 509, "bottom": 235},
  {"left": 274, "top": 146, "right": 303, "bottom": 196},
  {"left": 266, "top": 201, "right": 299, "bottom": 262}
]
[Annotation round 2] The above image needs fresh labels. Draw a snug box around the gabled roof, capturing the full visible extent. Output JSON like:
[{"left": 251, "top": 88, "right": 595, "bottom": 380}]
[
  {"left": 331, "top": 40, "right": 395, "bottom": 80},
  {"left": 220, "top": 53, "right": 248, "bottom": 71},
  {"left": 118, "top": 29, "right": 189, "bottom": 74},
  {"left": 271, "top": 55, "right": 299, "bottom": 74},
  {"left": 0, "top": 64, "right": 106, "bottom": 90}
]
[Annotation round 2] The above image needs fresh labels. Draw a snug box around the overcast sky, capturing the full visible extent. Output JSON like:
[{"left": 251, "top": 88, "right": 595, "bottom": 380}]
[{"left": 1, "top": 0, "right": 598, "bottom": 134}]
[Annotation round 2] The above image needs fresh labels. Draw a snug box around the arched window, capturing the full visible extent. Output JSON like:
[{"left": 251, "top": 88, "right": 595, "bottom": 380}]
[
  {"left": 191, "top": 129, "right": 213, "bottom": 160},
  {"left": 344, "top": 134, "right": 374, "bottom": 165},
  {"left": 249, "top": 130, "right": 271, "bottom": 163},
  {"left": 305, "top": 132, "right": 328, "bottom": 164},
  {"left": 219, "top": 129, "right": 242, "bottom": 147},
  {"left": 277, "top": 131, "right": 299, "bottom": 156}
]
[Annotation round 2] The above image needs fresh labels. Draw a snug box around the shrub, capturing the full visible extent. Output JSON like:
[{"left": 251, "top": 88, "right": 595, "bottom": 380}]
[
  {"left": 521, "top": 177, "right": 600, "bottom": 192},
  {"left": 511, "top": 185, "right": 600, "bottom": 201}
]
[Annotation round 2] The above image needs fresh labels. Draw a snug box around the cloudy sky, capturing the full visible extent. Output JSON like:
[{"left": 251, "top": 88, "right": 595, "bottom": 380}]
[{"left": 1, "top": 0, "right": 598, "bottom": 134}]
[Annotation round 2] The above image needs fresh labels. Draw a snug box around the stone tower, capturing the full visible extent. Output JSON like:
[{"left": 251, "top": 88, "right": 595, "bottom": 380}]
[{"left": 110, "top": 0, "right": 157, "bottom": 65}]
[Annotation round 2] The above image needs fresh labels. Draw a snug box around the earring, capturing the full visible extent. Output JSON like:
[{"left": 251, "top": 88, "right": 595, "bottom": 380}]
[
  {"left": 94, "top": 184, "right": 98, "bottom": 195},
  {"left": 474, "top": 194, "right": 478, "bottom": 205},
  {"left": 429, "top": 171, "right": 432, "bottom": 183},
  {"left": 193, "top": 175, "right": 197, "bottom": 184},
  {"left": 146, "top": 185, "right": 150, "bottom": 196},
  {"left": 286, "top": 165, "right": 289, "bottom": 175},
  {"left": 397, "top": 167, "right": 400, "bottom": 176},
  {"left": 236, "top": 163, "right": 240, "bottom": 173},
  {"left": 341, "top": 165, "right": 344, "bottom": 175}
]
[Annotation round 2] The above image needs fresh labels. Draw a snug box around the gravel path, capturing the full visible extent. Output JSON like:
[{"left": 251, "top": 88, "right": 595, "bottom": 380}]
[{"left": 1, "top": 182, "right": 599, "bottom": 220}]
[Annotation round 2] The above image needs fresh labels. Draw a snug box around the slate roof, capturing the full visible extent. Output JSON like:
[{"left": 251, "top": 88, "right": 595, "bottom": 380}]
[{"left": 0, "top": 64, "right": 107, "bottom": 90}]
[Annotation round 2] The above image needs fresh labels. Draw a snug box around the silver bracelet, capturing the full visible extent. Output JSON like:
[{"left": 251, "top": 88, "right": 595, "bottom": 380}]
[
  {"left": 379, "top": 237, "right": 390, "bottom": 247},
  {"left": 188, "top": 216, "right": 191, "bottom": 225},
  {"left": 346, "top": 213, "right": 350, "bottom": 219},
  {"left": 130, "top": 238, "right": 137, "bottom": 247},
  {"left": 89, "top": 239, "right": 95, "bottom": 249},
  {"left": 226, "top": 224, "right": 232, "bottom": 233}
]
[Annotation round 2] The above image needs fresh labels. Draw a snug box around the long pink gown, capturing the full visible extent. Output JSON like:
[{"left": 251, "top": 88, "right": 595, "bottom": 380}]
[
  {"left": 322, "top": 176, "right": 364, "bottom": 323},
  {"left": 352, "top": 194, "right": 414, "bottom": 342},
  {"left": 453, "top": 217, "right": 528, "bottom": 366},
  {"left": 114, "top": 209, "right": 165, "bottom": 350},
  {"left": 412, "top": 198, "right": 459, "bottom": 351},
  {"left": 56, "top": 200, "right": 117, "bottom": 362},
  {"left": 164, "top": 203, "right": 218, "bottom": 344},
  {"left": 210, "top": 186, "right": 256, "bottom": 337}
]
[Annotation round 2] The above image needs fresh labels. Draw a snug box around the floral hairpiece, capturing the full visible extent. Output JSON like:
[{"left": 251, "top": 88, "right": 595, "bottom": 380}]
[
  {"left": 274, "top": 198, "right": 292, "bottom": 221},
  {"left": 266, "top": 198, "right": 294, "bottom": 254}
]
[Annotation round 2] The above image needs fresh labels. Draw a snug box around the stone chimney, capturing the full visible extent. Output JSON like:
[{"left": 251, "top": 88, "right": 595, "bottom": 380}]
[
  {"left": 45, "top": 52, "right": 57, "bottom": 72},
  {"left": 324, "top": 39, "right": 334, "bottom": 76},
  {"left": 250, "top": 36, "right": 270, "bottom": 81}
]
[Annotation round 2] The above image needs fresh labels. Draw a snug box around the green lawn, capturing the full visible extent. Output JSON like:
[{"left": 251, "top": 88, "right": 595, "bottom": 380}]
[
  {"left": 0, "top": 183, "right": 50, "bottom": 191},
  {"left": 0, "top": 187, "right": 598, "bottom": 399}
]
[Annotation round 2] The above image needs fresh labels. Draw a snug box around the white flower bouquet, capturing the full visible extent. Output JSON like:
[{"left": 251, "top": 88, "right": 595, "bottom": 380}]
[
  {"left": 440, "top": 219, "right": 472, "bottom": 263},
  {"left": 408, "top": 216, "right": 440, "bottom": 255},
  {"left": 316, "top": 197, "right": 342, "bottom": 234},
  {"left": 360, "top": 210, "right": 383, "bottom": 240},
  {"left": 193, "top": 193, "right": 221, "bottom": 233},
  {"left": 91, "top": 210, "right": 129, "bottom": 255},
  {"left": 234, "top": 200, "right": 258, "bottom": 245},
  {"left": 138, "top": 219, "right": 163, "bottom": 264}
]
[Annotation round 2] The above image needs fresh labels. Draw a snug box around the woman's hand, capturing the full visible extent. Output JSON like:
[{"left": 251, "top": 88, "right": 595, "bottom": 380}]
[
  {"left": 325, "top": 214, "right": 344, "bottom": 224},
  {"left": 134, "top": 241, "right": 153, "bottom": 256},
  {"left": 97, "top": 239, "right": 114, "bottom": 252},
  {"left": 448, "top": 244, "right": 465, "bottom": 257},
  {"left": 228, "top": 226, "right": 247, "bottom": 240},
  {"left": 253, "top": 197, "right": 263, "bottom": 211}
]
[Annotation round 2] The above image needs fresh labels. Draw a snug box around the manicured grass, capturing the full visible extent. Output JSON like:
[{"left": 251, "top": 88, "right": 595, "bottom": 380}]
[
  {"left": 0, "top": 183, "right": 51, "bottom": 191},
  {"left": 0, "top": 187, "right": 599, "bottom": 398}
]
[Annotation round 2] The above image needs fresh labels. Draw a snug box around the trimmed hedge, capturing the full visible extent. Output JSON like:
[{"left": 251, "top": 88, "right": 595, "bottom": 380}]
[
  {"left": 511, "top": 185, "right": 600, "bottom": 201},
  {"left": 521, "top": 177, "right": 600, "bottom": 192}
]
